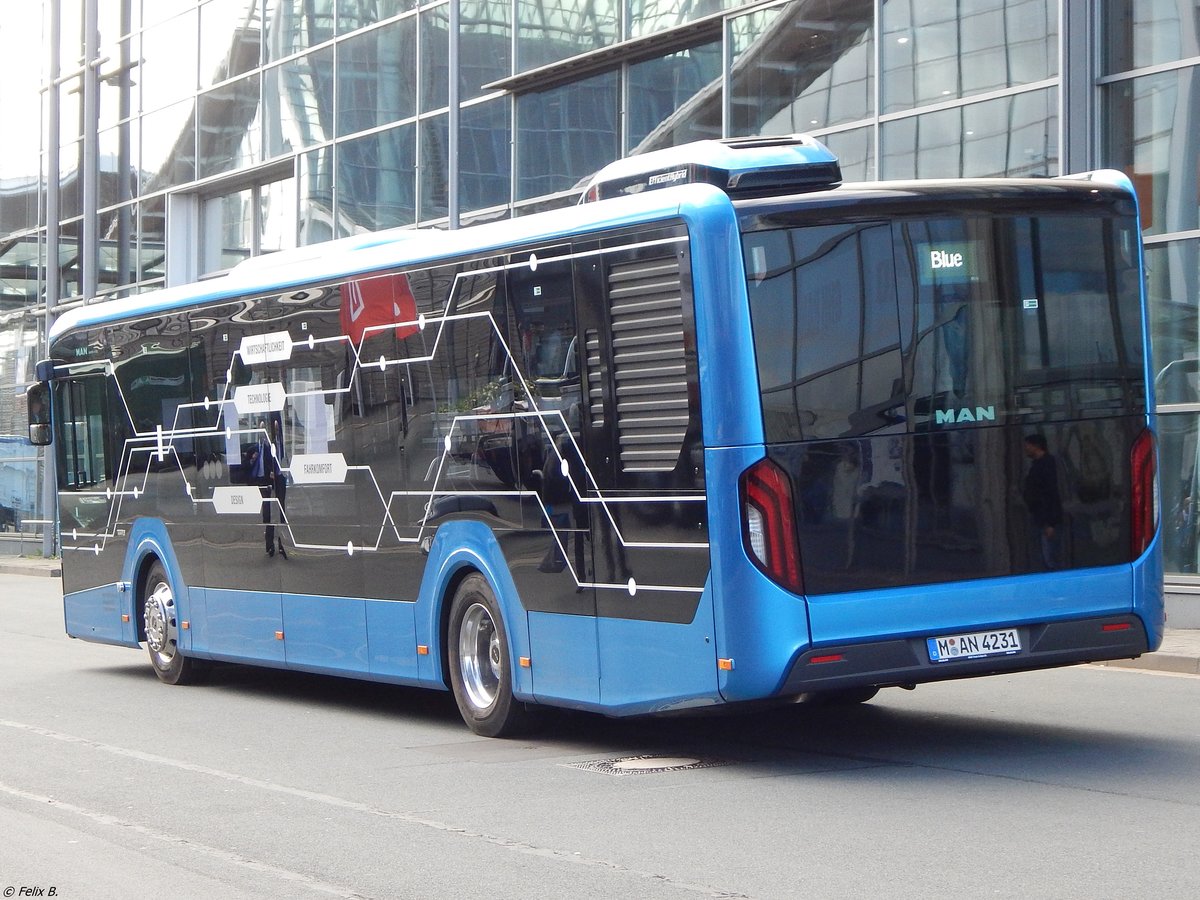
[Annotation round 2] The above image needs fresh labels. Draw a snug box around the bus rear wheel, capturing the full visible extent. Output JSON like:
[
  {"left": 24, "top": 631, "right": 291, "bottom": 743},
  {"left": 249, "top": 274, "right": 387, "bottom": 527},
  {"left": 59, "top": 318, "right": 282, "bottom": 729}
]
[
  {"left": 447, "top": 573, "right": 531, "bottom": 737},
  {"left": 142, "top": 561, "right": 205, "bottom": 686}
]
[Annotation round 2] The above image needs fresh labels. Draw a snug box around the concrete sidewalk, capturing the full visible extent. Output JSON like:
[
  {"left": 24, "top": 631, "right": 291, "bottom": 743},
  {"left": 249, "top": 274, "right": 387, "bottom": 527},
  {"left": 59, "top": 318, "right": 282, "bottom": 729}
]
[
  {"left": 1094, "top": 628, "right": 1200, "bottom": 676},
  {"left": 0, "top": 555, "right": 61, "bottom": 578},
  {"left": 2, "top": 553, "right": 1197, "bottom": 675}
]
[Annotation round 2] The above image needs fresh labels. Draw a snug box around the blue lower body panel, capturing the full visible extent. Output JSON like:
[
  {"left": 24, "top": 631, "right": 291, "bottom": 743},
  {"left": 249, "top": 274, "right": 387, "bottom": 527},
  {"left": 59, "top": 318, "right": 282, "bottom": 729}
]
[
  {"left": 597, "top": 613, "right": 721, "bottom": 715},
  {"left": 200, "top": 587, "right": 285, "bottom": 665},
  {"left": 63, "top": 583, "right": 138, "bottom": 648},
  {"left": 807, "top": 564, "right": 1138, "bottom": 647},
  {"left": 528, "top": 611, "right": 600, "bottom": 709},
  {"left": 365, "top": 598, "right": 420, "bottom": 683},
  {"left": 283, "top": 593, "right": 369, "bottom": 675}
]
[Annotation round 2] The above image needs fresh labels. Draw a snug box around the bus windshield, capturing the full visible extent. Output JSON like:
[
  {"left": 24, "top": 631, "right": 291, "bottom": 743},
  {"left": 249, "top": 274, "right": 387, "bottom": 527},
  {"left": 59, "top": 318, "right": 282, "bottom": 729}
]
[{"left": 743, "top": 212, "right": 1146, "bottom": 443}]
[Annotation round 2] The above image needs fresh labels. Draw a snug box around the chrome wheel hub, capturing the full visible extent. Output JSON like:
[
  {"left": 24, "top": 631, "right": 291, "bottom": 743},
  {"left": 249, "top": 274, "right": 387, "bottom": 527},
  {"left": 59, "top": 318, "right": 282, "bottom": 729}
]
[
  {"left": 459, "top": 602, "right": 501, "bottom": 712},
  {"left": 144, "top": 581, "right": 177, "bottom": 666}
]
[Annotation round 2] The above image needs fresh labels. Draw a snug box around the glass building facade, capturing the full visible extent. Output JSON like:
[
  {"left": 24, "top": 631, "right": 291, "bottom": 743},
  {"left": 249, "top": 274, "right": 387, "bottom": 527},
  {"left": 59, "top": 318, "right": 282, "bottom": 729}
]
[{"left": 0, "top": 1, "right": 1197, "bottom": 609}]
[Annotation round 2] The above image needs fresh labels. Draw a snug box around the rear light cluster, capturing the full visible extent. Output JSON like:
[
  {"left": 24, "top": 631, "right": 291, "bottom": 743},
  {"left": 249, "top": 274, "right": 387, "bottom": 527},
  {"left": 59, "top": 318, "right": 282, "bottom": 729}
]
[
  {"left": 1130, "top": 428, "right": 1159, "bottom": 558},
  {"left": 739, "top": 458, "right": 804, "bottom": 594}
]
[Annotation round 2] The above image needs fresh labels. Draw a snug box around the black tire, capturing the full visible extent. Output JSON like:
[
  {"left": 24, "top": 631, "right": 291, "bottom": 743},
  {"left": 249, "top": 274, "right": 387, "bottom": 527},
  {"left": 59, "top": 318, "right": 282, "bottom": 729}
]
[
  {"left": 797, "top": 686, "right": 880, "bottom": 706},
  {"left": 142, "top": 561, "right": 206, "bottom": 686},
  {"left": 447, "top": 573, "right": 531, "bottom": 737}
]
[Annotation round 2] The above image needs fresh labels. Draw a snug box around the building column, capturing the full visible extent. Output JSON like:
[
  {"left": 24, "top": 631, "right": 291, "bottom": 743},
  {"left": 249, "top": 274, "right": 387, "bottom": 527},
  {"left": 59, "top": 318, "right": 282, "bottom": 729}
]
[{"left": 1060, "top": 0, "right": 1094, "bottom": 174}]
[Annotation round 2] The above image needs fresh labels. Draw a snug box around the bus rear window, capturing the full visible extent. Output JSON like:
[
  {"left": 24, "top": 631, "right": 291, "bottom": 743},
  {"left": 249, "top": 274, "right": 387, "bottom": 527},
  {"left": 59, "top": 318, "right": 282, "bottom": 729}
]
[{"left": 744, "top": 213, "right": 1146, "bottom": 442}]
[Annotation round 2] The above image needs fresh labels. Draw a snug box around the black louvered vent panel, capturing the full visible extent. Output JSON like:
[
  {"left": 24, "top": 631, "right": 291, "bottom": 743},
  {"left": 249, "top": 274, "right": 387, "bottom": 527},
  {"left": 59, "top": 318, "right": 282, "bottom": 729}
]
[
  {"left": 608, "top": 255, "right": 689, "bottom": 472},
  {"left": 585, "top": 329, "right": 605, "bottom": 427}
]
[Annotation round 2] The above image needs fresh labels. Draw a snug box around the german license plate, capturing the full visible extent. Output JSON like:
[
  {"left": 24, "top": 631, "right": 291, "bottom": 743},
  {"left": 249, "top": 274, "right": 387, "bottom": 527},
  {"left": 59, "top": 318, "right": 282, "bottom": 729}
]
[{"left": 927, "top": 628, "right": 1021, "bottom": 663}]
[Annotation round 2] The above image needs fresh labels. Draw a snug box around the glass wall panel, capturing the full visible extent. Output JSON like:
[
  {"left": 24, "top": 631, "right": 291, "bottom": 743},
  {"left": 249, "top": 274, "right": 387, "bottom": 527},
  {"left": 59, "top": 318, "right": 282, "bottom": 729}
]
[
  {"left": 298, "top": 145, "right": 336, "bottom": 245},
  {"left": 267, "top": 0, "right": 335, "bottom": 60},
  {"left": 1147, "top": 239, "right": 1200, "bottom": 398},
  {"left": 142, "top": 8, "right": 200, "bottom": 113},
  {"left": 337, "top": 0, "right": 417, "bottom": 33},
  {"left": 201, "top": 0, "right": 264, "bottom": 88},
  {"left": 141, "top": 100, "right": 197, "bottom": 191},
  {"left": 420, "top": 113, "right": 449, "bottom": 220},
  {"left": 730, "top": 1, "right": 873, "bottom": 135},
  {"left": 198, "top": 72, "right": 262, "bottom": 178},
  {"left": 99, "top": 0, "right": 139, "bottom": 41},
  {"left": 336, "top": 20, "right": 415, "bottom": 137},
  {"left": 59, "top": 1, "right": 83, "bottom": 72},
  {"left": 516, "top": 0, "right": 619, "bottom": 73},
  {"left": 821, "top": 127, "right": 874, "bottom": 182},
  {"left": 881, "top": 88, "right": 1057, "bottom": 179},
  {"left": 0, "top": 237, "right": 39, "bottom": 309},
  {"left": 0, "top": 19, "right": 46, "bottom": 184},
  {"left": 59, "top": 217, "right": 85, "bottom": 300},
  {"left": 1104, "top": 0, "right": 1200, "bottom": 74},
  {"left": 145, "top": 1, "right": 198, "bottom": 28},
  {"left": 261, "top": 173, "right": 297, "bottom": 253},
  {"left": 421, "top": 4, "right": 450, "bottom": 113},
  {"left": 97, "top": 201, "right": 139, "bottom": 293},
  {"left": 59, "top": 142, "right": 84, "bottom": 221},
  {"left": 882, "top": 0, "right": 1056, "bottom": 114},
  {"left": 516, "top": 72, "right": 617, "bottom": 200},
  {"left": 627, "top": 43, "right": 722, "bottom": 154},
  {"left": 0, "top": 311, "right": 45, "bottom": 531},
  {"left": 1104, "top": 67, "right": 1200, "bottom": 237},
  {"left": 0, "top": 184, "right": 40, "bottom": 236},
  {"left": 98, "top": 120, "right": 139, "bottom": 204},
  {"left": 265, "top": 45, "right": 335, "bottom": 155},
  {"left": 61, "top": 81, "right": 83, "bottom": 145},
  {"left": 460, "top": 98, "right": 511, "bottom": 212},
  {"left": 98, "top": 35, "right": 138, "bottom": 132},
  {"left": 202, "top": 186, "right": 254, "bottom": 274},
  {"left": 336, "top": 123, "right": 416, "bottom": 233},
  {"left": 460, "top": 0, "right": 512, "bottom": 101},
  {"left": 138, "top": 199, "right": 168, "bottom": 287},
  {"left": 1160, "top": 411, "right": 1200, "bottom": 574},
  {"left": 0, "top": 16, "right": 46, "bottom": 181},
  {"left": 630, "top": 0, "right": 749, "bottom": 39}
]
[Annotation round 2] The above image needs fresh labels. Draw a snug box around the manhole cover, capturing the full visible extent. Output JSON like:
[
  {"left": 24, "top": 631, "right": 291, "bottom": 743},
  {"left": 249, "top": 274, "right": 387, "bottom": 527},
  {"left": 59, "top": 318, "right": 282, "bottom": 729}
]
[{"left": 566, "top": 754, "right": 731, "bottom": 776}]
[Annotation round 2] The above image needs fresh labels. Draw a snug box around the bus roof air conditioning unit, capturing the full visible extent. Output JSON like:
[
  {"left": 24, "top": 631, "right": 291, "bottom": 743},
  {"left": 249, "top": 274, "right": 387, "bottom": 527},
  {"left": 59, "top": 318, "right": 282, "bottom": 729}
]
[{"left": 578, "top": 134, "right": 842, "bottom": 204}]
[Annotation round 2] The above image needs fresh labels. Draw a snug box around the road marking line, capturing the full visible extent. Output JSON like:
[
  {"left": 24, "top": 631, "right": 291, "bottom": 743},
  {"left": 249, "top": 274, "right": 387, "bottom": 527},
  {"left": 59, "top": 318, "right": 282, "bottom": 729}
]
[
  {"left": 0, "top": 718, "right": 747, "bottom": 898},
  {"left": 0, "top": 778, "right": 368, "bottom": 899}
]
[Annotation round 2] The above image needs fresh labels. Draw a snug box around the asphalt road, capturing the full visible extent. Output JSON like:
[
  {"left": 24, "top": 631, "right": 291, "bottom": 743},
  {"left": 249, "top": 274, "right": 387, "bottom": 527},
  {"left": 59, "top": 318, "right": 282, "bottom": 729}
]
[{"left": 1, "top": 572, "right": 1198, "bottom": 899}]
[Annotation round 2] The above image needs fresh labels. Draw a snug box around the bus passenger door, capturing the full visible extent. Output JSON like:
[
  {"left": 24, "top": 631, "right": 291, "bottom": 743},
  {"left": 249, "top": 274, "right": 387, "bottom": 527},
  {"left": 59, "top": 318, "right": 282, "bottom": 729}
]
[
  {"left": 55, "top": 371, "right": 130, "bottom": 641},
  {"left": 505, "top": 246, "right": 600, "bottom": 706}
]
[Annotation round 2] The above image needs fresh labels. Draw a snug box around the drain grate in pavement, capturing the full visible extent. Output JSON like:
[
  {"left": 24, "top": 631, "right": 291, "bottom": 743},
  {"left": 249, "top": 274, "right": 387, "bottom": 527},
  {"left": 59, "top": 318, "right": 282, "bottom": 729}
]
[{"left": 566, "top": 754, "right": 732, "bottom": 776}]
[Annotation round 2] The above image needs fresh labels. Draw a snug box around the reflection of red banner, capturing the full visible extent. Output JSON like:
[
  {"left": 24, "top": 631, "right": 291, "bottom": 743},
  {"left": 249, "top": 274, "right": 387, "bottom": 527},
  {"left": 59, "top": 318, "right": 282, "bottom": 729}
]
[{"left": 341, "top": 273, "right": 419, "bottom": 345}]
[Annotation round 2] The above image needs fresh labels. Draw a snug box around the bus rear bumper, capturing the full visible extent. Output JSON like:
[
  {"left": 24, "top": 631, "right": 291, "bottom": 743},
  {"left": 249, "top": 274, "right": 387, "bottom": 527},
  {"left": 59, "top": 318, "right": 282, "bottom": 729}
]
[{"left": 778, "top": 615, "right": 1150, "bottom": 697}]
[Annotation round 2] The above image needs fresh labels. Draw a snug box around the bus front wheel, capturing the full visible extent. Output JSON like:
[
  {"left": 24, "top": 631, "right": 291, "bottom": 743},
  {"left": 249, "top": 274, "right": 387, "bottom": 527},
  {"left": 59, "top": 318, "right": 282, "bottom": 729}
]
[
  {"left": 447, "top": 573, "right": 531, "bottom": 737},
  {"left": 142, "top": 561, "right": 205, "bottom": 686}
]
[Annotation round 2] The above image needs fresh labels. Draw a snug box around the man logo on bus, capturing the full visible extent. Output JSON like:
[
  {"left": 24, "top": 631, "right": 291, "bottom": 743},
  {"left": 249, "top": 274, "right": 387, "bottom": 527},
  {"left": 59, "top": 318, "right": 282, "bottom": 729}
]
[{"left": 935, "top": 406, "right": 996, "bottom": 425}]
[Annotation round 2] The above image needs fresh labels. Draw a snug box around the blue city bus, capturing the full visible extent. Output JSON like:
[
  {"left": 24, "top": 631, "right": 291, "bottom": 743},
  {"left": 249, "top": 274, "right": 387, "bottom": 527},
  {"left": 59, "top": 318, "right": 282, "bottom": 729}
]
[{"left": 28, "top": 136, "right": 1163, "bottom": 736}]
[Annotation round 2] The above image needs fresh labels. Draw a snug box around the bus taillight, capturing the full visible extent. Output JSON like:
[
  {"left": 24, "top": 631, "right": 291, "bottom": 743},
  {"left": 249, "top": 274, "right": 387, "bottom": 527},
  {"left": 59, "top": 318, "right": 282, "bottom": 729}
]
[
  {"left": 1131, "top": 428, "right": 1159, "bottom": 558},
  {"left": 740, "top": 458, "right": 804, "bottom": 594}
]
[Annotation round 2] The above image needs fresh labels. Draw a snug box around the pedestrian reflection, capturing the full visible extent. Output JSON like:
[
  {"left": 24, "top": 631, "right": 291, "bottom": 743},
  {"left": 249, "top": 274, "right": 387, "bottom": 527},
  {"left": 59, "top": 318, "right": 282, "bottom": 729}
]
[{"left": 1023, "top": 433, "right": 1062, "bottom": 570}]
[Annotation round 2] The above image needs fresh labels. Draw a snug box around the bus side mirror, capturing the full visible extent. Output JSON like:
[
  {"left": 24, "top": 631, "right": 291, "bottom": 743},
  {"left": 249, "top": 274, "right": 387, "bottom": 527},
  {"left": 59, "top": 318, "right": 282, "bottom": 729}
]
[{"left": 27, "top": 382, "right": 51, "bottom": 446}]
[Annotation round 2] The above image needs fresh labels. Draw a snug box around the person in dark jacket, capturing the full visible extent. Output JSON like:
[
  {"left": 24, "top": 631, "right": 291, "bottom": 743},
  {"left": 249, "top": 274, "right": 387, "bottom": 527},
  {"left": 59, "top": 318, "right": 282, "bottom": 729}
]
[
  {"left": 1023, "top": 433, "right": 1062, "bottom": 569},
  {"left": 249, "top": 417, "right": 288, "bottom": 559}
]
